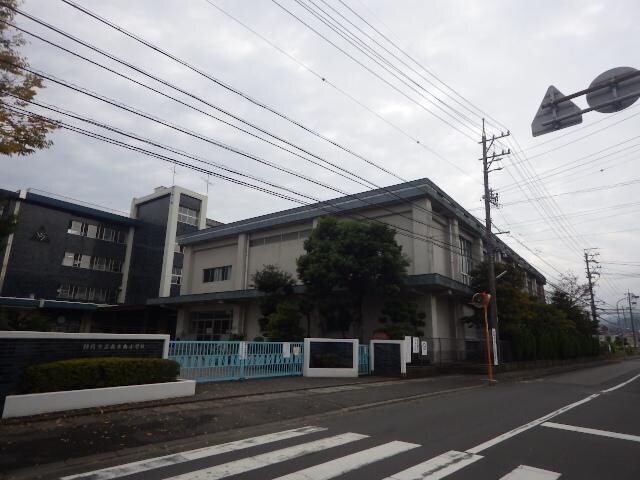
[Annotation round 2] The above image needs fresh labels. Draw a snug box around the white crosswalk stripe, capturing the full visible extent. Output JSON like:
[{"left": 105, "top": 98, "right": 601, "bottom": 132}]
[
  {"left": 383, "top": 450, "right": 484, "bottom": 480},
  {"left": 61, "top": 426, "right": 327, "bottom": 480},
  {"left": 499, "top": 465, "right": 561, "bottom": 480},
  {"left": 165, "top": 432, "right": 368, "bottom": 480},
  {"left": 274, "top": 440, "right": 420, "bottom": 480}
]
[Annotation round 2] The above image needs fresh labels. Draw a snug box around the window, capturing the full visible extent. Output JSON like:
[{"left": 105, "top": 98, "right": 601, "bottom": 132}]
[
  {"left": 178, "top": 206, "right": 198, "bottom": 226},
  {"left": 91, "top": 256, "right": 106, "bottom": 271},
  {"left": 59, "top": 284, "right": 114, "bottom": 303},
  {"left": 174, "top": 243, "right": 184, "bottom": 254},
  {"left": 97, "top": 226, "right": 115, "bottom": 242},
  {"left": 203, "top": 265, "right": 231, "bottom": 283},
  {"left": 171, "top": 266, "right": 182, "bottom": 285},
  {"left": 67, "top": 220, "right": 83, "bottom": 235},
  {"left": 72, "top": 253, "right": 83, "bottom": 268},
  {"left": 460, "top": 237, "right": 474, "bottom": 286},
  {"left": 189, "top": 310, "right": 232, "bottom": 340},
  {"left": 62, "top": 252, "right": 75, "bottom": 267}
]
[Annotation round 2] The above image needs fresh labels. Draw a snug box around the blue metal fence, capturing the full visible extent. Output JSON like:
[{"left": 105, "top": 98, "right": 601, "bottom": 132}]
[
  {"left": 169, "top": 341, "right": 304, "bottom": 382},
  {"left": 170, "top": 340, "right": 371, "bottom": 382},
  {"left": 359, "top": 344, "right": 370, "bottom": 375}
]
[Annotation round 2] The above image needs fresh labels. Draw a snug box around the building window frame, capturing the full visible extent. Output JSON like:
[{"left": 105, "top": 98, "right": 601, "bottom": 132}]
[
  {"left": 203, "top": 265, "right": 232, "bottom": 283},
  {"left": 171, "top": 266, "right": 182, "bottom": 285},
  {"left": 178, "top": 206, "right": 199, "bottom": 226}
]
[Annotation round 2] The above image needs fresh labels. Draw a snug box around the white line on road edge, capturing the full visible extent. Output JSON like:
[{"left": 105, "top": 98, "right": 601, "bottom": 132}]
[
  {"left": 467, "top": 370, "right": 640, "bottom": 455},
  {"left": 499, "top": 465, "right": 561, "bottom": 480},
  {"left": 466, "top": 393, "right": 601, "bottom": 454},
  {"left": 542, "top": 422, "right": 640, "bottom": 443},
  {"left": 274, "top": 440, "right": 420, "bottom": 480},
  {"left": 61, "top": 426, "right": 327, "bottom": 480},
  {"left": 601, "top": 373, "right": 640, "bottom": 393},
  {"left": 165, "top": 432, "right": 368, "bottom": 480},
  {"left": 383, "top": 450, "right": 483, "bottom": 480}
]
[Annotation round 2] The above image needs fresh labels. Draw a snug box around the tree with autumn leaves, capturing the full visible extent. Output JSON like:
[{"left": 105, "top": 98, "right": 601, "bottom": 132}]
[{"left": 0, "top": 0, "right": 58, "bottom": 238}]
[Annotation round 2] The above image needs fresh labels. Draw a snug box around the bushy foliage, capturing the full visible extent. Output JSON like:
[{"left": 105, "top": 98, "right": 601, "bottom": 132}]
[
  {"left": 297, "top": 216, "right": 409, "bottom": 337},
  {"left": 377, "top": 295, "right": 426, "bottom": 340},
  {"left": 0, "top": 307, "right": 51, "bottom": 331},
  {"left": 266, "top": 300, "right": 305, "bottom": 342},
  {"left": 251, "top": 264, "right": 295, "bottom": 335},
  {"left": 21, "top": 357, "right": 180, "bottom": 393},
  {"left": 467, "top": 262, "right": 599, "bottom": 361}
]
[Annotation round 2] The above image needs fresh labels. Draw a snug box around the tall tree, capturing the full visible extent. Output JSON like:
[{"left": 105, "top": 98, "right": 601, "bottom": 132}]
[
  {"left": 297, "top": 216, "right": 409, "bottom": 337},
  {"left": 0, "top": 1, "right": 58, "bottom": 237},
  {"left": 0, "top": 0, "right": 57, "bottom": 156}
]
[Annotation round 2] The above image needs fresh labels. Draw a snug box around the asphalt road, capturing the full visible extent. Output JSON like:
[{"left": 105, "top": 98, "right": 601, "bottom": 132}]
[{"left": 18, "top": 359, "right": 640, "bottom": 479}]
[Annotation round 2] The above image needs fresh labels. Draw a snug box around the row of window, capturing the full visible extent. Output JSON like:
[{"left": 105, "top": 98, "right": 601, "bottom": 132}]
[
  {"left": 249, "top": 229, "right": 311, "bottom": 247},
  {"left": 58, "top": 284, "right": 117, "bottom": 303},
  {"left": 67, "top": 220, "right": 127, "bottom": 244},
  {"left": 189, "top": 310, "right": 232, "bottom": 341},
  {"left": 178, "top": 206, "right": 199, "bottom": 226},
  {"left": 203, "top": 265, "right": 232, "bottom": 283},
  {"left": 62, "top": 252, "right": 123, "bottom": 273}
]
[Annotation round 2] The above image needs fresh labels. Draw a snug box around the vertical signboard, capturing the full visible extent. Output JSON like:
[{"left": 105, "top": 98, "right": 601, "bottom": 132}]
[{"left": 491, "top": 329, "right": 498, "bottom": 366}]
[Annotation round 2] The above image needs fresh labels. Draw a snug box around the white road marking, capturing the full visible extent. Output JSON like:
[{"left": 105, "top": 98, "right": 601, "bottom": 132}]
[
  {"left": 542, "top": 421, "right": 640, "bottom": 443},
  {"left": 466, "top": 393, "right": 600, "bottom": 454},
  {"left": 274, "top": 440, "right": 420, "bottom": 480},
  {"left": 601, "top": 373, "right": 640, "bottom": 393},
  {"left": 61, "top": 426, "right": 327, "bottom": 480},
  {"left": 384, "top": 450, "right": 483, "bottom": 480},
  {"left": 165, "top": 432, "right": 367, "bottom": 480},
  {"left": 499, "top": 465, "right": 561, "bottom": 479}
]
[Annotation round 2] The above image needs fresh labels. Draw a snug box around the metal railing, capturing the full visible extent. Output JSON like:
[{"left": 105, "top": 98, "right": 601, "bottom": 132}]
[
  {"left": 359, "top": 344, "right": 370, "bottom": 375},
  {"left": 169, "top": 341, "right": 304, "bottom": 382}
]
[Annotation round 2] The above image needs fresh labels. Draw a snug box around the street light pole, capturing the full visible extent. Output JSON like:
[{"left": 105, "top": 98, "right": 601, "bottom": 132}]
[{"left": 627, "top": 291, "right": 638, "bottom": 349}]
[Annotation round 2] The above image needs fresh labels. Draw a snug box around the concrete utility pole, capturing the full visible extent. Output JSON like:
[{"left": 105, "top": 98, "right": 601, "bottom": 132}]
[
  {"left": 481, "top": 119, "right": 510, "bottom": 362},
  {"left": 627, "top": 291, "right": 638, "bottom": 349},
  {"left": 584, "top": 249, "right": 600, "bottom": 325}
]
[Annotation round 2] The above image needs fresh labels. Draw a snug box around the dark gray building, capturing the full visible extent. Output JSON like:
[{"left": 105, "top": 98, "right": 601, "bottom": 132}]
[{"left": 0, "top": 185, "right": 210, "bottom": 334}]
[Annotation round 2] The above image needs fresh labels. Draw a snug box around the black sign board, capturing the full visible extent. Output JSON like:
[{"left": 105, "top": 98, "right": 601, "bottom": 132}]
[
  {"left": 373, "top": 343, "right": 402, "bottom": 376},
  {"left": 309, "top": 341, "right": 354, "bottom": 369}
]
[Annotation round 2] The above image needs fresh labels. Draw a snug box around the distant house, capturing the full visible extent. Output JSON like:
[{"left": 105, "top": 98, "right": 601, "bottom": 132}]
[{"left": 150, "top": 178, "right": 546, "bottom": 343}]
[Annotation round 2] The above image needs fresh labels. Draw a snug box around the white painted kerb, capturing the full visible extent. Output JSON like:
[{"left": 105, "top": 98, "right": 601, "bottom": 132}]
[{"left": 2, "top": 379, "right": 196, "bottom": 419}]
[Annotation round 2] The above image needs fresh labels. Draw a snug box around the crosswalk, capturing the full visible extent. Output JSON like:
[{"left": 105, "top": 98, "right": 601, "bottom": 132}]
[{"left": 61, "top": 425, "right": 559, "bottom": 480}]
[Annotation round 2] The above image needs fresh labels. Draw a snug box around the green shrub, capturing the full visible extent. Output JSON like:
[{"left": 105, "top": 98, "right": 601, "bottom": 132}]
[{"left": 21, "top": 357, "right": 180, "bottom": 393}]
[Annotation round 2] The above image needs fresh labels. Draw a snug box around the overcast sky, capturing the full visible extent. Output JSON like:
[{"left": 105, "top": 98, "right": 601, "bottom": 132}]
[{"left": 4, "top": 0, "right": 640, "bottom": 324}]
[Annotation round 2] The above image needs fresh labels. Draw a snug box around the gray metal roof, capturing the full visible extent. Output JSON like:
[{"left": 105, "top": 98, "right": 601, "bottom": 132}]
[{"left": 178, "top": 178, "right": 545, "bottom": 283}]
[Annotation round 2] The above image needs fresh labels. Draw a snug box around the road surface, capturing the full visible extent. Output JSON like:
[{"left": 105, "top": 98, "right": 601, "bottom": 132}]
[{"left": 27, "top": 359, "right": 640, "bottom": 479}]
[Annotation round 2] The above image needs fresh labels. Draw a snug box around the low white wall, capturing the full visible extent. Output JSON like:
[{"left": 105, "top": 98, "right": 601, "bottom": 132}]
[
  {"left": 2, "top": 380, "right": 196, "bottom": 419},
  {"left": 0, "top": 331, "right": 171, "bottom": 358},
  {"left": 303, "top": 338, "right": 359, "bottom": 377}
]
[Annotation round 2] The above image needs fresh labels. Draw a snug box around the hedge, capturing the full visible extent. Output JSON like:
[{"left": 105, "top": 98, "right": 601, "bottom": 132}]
[{"left": 21, "top": 357, "right": 180, "bottom": 394}]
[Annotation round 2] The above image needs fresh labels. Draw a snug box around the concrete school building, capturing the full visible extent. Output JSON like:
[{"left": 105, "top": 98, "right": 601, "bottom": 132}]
[
  {"left": 150, "top": 178, "right": 546, "bottom": 343},
  {"left": 0, "top": 184, "right": 217, "bottom": 334}
]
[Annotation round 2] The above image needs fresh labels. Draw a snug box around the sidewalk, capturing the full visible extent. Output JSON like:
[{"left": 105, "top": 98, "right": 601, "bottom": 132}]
[{"left": 0, "top": 356, "right": 631, "bottom": 477}]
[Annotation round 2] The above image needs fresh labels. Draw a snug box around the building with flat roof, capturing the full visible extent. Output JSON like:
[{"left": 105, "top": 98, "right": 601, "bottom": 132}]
[
  {"left": 149, "top": 178, "right": 545, "bottom": 344},
  {"left": 0, "top": 185, "right": 211, "bottom": 334}
]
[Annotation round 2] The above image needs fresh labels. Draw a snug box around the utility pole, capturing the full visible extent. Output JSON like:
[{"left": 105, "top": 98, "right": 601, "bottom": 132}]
[
  {"left": 481, "top": 119, "right": 510, "bottom": 364},
  {"left": 584, "top": 249, "right": 600, "bottom": 325},
  {"left": 627, "top": 290, "right": 638, "bottom": 349}
]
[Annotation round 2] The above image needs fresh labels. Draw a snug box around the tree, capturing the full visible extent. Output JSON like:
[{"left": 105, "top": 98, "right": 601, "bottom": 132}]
[
  {"left": 266, "top": 300, "right": 305, "bottom": 341},
  {"left": 0, "top": 195, "right": 17, "bottom": 239},
  {"left": 0, "top": 1, "right": 58, "bottom": 237},
  {"left": 251, "top": 265, "right": 295, "bottom": 336},
  {"left": 0, "top": 307, "right": 51, "bottom": 331},
  {"left": 1, "top": 1, "right": 57, "bottom": 156},
  {"left": 377, "top": 294, "right": 426, "bottom": 340},
  {"left": 297, "top": 216, "right": 410, "bottom": 337},
  {"left": 549, "top": 273, "right": 598, "bottom": 337}
]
